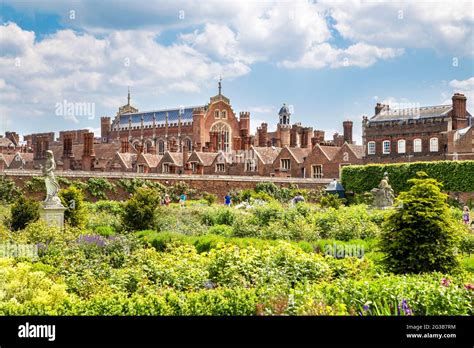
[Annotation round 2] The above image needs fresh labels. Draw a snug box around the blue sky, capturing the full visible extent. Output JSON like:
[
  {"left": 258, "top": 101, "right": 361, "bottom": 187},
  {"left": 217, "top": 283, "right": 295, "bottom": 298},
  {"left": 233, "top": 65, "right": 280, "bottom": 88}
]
[{"left": 1, "top": 0, "right": 473, "bottom": 144}]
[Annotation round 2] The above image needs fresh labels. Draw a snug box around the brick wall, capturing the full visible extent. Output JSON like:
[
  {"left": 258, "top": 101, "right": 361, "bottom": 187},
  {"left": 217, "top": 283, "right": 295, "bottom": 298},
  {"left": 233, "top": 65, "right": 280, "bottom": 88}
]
[{"left": 4, "top": 170, "right": 331, "bottom": 201}]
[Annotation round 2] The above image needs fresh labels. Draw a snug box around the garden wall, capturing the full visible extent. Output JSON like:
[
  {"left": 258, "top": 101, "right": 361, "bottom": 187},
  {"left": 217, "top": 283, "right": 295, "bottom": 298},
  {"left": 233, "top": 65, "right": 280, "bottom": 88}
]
[{"left": 2, "top": 170, "right": 332, "bottom": 201}]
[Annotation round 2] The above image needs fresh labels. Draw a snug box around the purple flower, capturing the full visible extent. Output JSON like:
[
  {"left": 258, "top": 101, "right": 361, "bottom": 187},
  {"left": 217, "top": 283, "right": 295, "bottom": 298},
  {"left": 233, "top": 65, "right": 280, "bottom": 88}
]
[
  {"left": 464, "top": 283, "right": 474, "bottom": 291},
  {"left": 77, "top": 234, "right": 107, "bottom": 248},
  {"left": 441, "top": 278, "right": 451, "bottom": 287},
  {"left": 363, "top": 304, "right": 370, "bottom": 312},
  {"left": 400, "top": 299, "right": 412, "bottom": 316}
]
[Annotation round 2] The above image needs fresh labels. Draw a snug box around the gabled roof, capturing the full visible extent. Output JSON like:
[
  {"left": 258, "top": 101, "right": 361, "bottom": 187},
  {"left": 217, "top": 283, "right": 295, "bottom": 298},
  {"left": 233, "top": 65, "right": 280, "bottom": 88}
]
[
  {"left": 0, "top": 137, "right": 13, "bottom": 147},
  {"left": 0, "top": 154, "right": 15, "bottom": 167},
  {"left": 286, "top": 147, "right": 312, "bottom": 164},
  {"left": 140, "top": 153, "right": 163, "bottom": 168},
  {"left": 252, "top": 146, "right": 282, "bottom": 164},
  {"left": 345, "top": 143, "right": 364, "bottom": 159},
  {"left": 189, "top": 152, "right": 218, "bottom": 166},
  {"left": 116, "top": 152, "right": 137, "bottom": 169},
  {"left": 161, "top": 151, "right": 183, "bottom": 167},
  {"left": 370, "top": 105, "right": 458, "bottom": 122},
  {"left": 318, "top": 145, "right": 341, "bottom": 160}
]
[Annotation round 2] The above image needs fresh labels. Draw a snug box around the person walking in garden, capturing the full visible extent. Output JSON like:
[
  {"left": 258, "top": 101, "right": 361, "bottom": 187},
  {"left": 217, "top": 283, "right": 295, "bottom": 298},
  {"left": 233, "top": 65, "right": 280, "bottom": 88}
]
[
  {"left": 163, "top": 194, "right": 171, "bottom": 206},
  {"left": 179, "top": 192, "right": 187, "bottom": 208},
  {"left": 224, "top": 193, "right": 232, "bottom": 207},
  {"left": 292, "top": 192, "right": 305, "bottom": 204},
  {"left": 462, "top": 206, "right": 470, "bottom": 225}
]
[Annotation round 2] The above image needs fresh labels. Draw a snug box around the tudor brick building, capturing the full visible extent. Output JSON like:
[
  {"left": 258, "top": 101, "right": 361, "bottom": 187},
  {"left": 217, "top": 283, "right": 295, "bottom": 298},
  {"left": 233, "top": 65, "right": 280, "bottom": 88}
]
[
  {"left": 363, "top": 93, "right": 473, "bottom": 162},
  {"left": 100, "top": 82, "right": 252, "bottom": 155}
]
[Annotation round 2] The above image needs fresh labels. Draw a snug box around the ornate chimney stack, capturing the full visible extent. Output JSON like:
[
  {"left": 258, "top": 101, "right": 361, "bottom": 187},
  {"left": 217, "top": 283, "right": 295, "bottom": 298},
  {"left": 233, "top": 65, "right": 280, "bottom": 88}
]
[
  {"left": 343, "top": 120, "right": 353, "bottom": 144},
  {"left": 62, "top": 134, "right": 74, "bottom": 170},
  {"left": 82, "top": 132, "right": 95, "bottom": 171},
  {"left": 452, "top": 93, "right": 468, "bottom": 130}
]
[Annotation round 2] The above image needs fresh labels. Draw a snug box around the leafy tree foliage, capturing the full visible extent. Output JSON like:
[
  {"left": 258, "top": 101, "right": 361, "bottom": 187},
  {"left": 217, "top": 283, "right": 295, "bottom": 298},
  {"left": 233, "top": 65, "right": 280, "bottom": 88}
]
[
  {"left": 10, "top": 195, "right": 40, "bottom": 231},
  {"left": 59, "top": 186, "right": 87, "bottom": 228},
  {"left": 380, "top": 172, "right": 462, "bottom": 274},
  {"left": 121, "top": 187, "right": 161, "bottom": 231}
]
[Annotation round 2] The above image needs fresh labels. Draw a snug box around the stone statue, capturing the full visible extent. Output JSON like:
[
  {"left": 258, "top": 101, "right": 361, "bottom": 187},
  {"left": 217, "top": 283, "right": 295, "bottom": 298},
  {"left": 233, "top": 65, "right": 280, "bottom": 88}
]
[
  {"left": 371, "top": 172, "right": 395, "bottom": 209},
  {"left": 40, "top": 150, "right": 63, "bottom": 207}
]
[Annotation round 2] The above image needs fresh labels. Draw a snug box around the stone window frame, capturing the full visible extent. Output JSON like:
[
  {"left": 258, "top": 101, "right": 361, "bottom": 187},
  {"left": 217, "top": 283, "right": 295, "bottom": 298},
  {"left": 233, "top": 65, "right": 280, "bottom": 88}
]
[
  {"left": 368, "top": 141, "right": 376, "bottom": 155},
  {"left": 216, "top": 163, "right": 225, "bottom": 172},
  {"left": 311, "top": 164, "right": 323, "bottom": 178},
  {"left": 162, "top": 162, "right": 171, "bottom": 173},
  {"left": 397, "top": 139, "right": 406, "bottom": 154},
  {"left": 413, "top": 138, "right": 422, "bottom": 153},
  {"left": 245, "top": 158, "right": 257, "bottom": 172},
  {"left": 430, "top": 137, "right": 439, "bottom": 152},
  {"left": 280, "top": 158, "right": 291, "bottom": 171},
  {"left": 214, "top": 109, "right": 220, "bottom": 119},
  {"left": 221, "top": 109, "right": 227, "bottom": 119},
  {"left": 382, "top": 140, "right": 391, "bottom": 154},
  {"left": 190, "top": 162, "right": 198, "bottom": 173}
]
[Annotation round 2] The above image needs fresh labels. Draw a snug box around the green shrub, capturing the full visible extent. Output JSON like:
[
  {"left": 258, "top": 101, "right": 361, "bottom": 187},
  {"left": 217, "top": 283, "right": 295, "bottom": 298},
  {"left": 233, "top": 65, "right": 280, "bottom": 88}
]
[
  {"left": 341, "top": 160, "right": 474, "bottom": 194},
  {"left": 319, "top": 193, "right": 345, "bottom": 209},
  {"left": 10, "top": 195, "right": 40, "bottom": 231},
  {"left": 84, "top": 178, "right": 115, "bottom": 199},
  {"left": 208, "top": 224, "right": 233, "bottom": 237},
  {"left": 59, "top": 186, "right": 87, "bottom": 228},
  {"left": 94, "top": 226, "right": 116, "bottom": 237},
  {"left": 23, "top": 177, "right": 46, "bottom": 193},
  {"left": 202, "top": 192, "right": 217, "bottom": 206},
  {"left": 380, "top": 172, "right": 462, "bottom": 274},
  {"left": 0, "top": 176, "right": 20, "bottom": 203},
  {"left": 121, "top": 188, "right": 161, "bottom": 232}
]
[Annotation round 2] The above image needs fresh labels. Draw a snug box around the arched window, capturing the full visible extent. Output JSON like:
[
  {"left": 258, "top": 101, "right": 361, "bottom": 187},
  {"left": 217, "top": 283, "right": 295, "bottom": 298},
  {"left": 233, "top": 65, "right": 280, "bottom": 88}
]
[
  {"left": 184, "top": 138, "right": 192, "bottom": 151},
  {"left": 397, "top": 139, "right": 406, "bottom": 154},
  {"left": 144, "top": 140, "right": 153, "bottom": 153},
  {"left": 430, "top": 137, "right": 438, "bottom": 152},
  {"left": 382, "top": 140, "right": 391, "bottom": 154},
  {"left": 214, "top": 110, "right": 220, "bottom": 119},
  {"left": 413, "top": 138, "right": 422, "bottom": 153},
  {"left": 158, "top": 140, "right": 165, "bottom": 155},
  {"left": 367, "top": 141, "right": 376, "bottom": 155},
  {"left": 210, "top": 122, "right": 231, "bottom": 152}
]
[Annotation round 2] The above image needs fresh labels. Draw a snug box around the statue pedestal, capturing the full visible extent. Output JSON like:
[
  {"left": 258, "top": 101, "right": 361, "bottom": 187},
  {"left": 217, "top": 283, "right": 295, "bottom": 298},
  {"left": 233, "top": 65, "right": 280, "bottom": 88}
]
[{"left": 39, "top": 203, "right": 66, "bottom": 229}]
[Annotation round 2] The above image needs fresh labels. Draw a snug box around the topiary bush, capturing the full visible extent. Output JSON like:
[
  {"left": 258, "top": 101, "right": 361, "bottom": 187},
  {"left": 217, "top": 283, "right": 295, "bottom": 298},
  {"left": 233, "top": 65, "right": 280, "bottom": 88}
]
[
  {"left": 121, "top": 187, "right": 161, "bottom": 232},
  {"left": 59, "top": 186, "right": 87, "bottom": 228},
  {"left": 379, "top": 172, "right": 463, "bottom": 274},
  {"left": 10, "top": 195, "right": 40, "bottom": 231}
]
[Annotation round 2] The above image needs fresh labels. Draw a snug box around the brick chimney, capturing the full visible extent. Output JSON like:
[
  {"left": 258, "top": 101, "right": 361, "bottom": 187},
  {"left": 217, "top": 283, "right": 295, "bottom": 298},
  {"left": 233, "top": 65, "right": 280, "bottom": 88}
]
[
  {"left": 120, "top": 138, "right": 130, "bottom": 153},
  {"left": 62, "top": 134, "right": 74, "bottom": 170},
  {"left": 100, "top": 117, "right": 111, "bottom": 143},
  {"left": 82, "top": 132, "right": 95, "bottom": 171},
  {"left": 34, "top": 136, "right": 49, "bottom": 160},
  {"left": 257, "top": 123, "right": 268, "bottom": 147},
  {"left": 343, "top": 120, "right": 353, "bottom": 144},
  {"left": 452, "top": 93, "right": 468, "bottom": 129}
]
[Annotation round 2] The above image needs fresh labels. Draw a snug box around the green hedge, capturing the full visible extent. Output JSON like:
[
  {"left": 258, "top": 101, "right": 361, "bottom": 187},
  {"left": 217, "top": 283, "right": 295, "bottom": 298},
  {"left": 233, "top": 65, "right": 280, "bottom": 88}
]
[{"left": 341, "top": 160, "right": 474, "bottom": 193}]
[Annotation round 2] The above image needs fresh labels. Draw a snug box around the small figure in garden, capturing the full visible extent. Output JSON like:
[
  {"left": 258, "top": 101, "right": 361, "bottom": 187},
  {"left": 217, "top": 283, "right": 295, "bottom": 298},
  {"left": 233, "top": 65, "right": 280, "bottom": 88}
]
[
  {"left": 179, "top": 192, "right": 187, "bottom": 208},
  {"left": 462, "top": 206, "right": 470, "bottom": 224},
  {"left": 224, "top": 193, "right": 232, "bottom": 207},
  {"left": 163, "top": 194, "right": 171, "bottom": 206},
  {"left": 292, "top": 192, "right": 305, "bottom": 204},
  {"left": 40, "top": 150, "right": 63, "bottom": 207},
  {"left": 371, "top": 172, "right": 395, "bottom": 209}
]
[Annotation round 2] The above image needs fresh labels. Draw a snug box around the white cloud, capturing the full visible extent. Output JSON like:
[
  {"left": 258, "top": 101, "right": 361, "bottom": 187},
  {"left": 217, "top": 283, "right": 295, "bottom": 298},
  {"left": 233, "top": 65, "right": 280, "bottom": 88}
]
[
  {"left": 320, "top": 0, "right": 474, "bottom": 57},
  {"left": 0, "top": 22, "right": 251, "bottom": 128},
  {"left": 280, "top": 42, "right": 404, "bottom": 69},
  {"left": 448, "top": 77, "right": 474, "bottom": 112}
]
